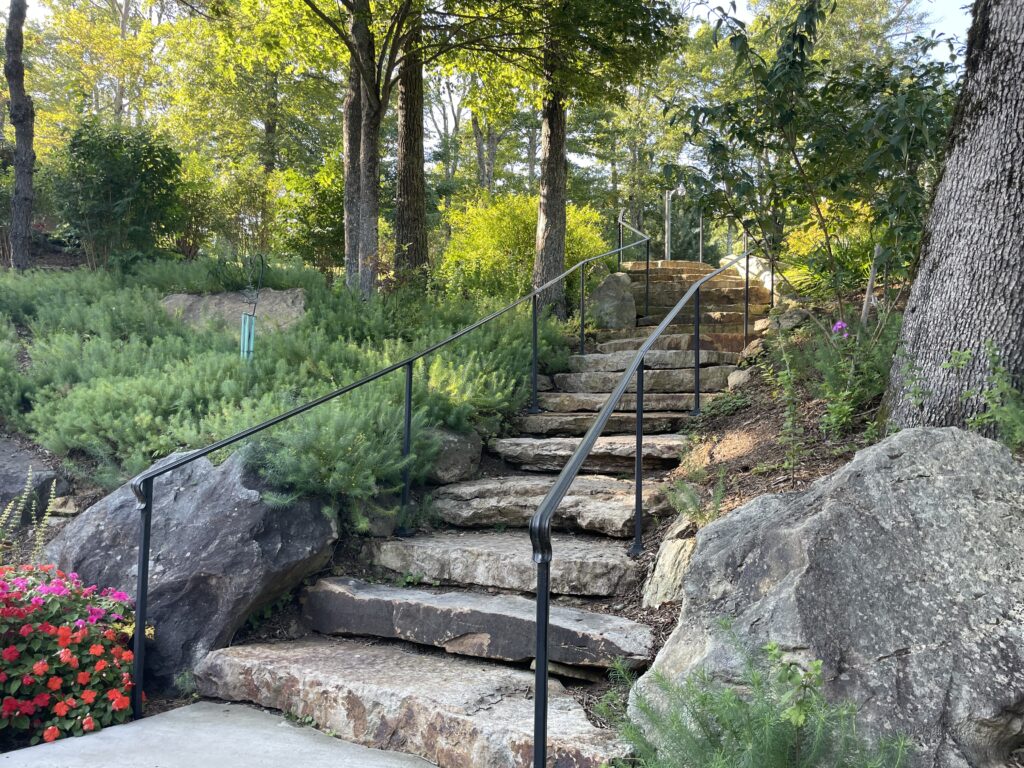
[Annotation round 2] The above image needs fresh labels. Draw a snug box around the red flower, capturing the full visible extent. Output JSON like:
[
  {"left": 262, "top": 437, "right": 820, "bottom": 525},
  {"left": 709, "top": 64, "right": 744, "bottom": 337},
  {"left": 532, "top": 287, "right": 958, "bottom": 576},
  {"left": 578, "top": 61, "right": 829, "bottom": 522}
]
[
  {"left": 82, "top": 715, "right": 95, "bottom": 732},
  {"left": 17, "top": 700, "right": 36, "bottom": 716},
  {"left": 77, "top": 671, "right": 91, "bottom": 685},
  {"left": 0, "top": 672, "right": 7, "bottom": 683},
  {"left": 18, "top": 624, "right": 33, "bottom": 637},
  {"left": 53, "top": 701, "right": 70, "bottom": 717},
  {"left": 32, "top": 660, "right": 48, "bottom": 676},
  {"left": 38, "top": 622, "right": 56, "bottom": 635},
  {"left": 31, "top": 693, "right": 50, "bottom": 708},
  {"left": 1, "top": 697, "right": 18, "bottom": 717},
  {"left": 111, "top": 694, "right": 131, "bottom": 712},
  {"left": 106, "top": 689, "right": 120, "bottom": 701},
  {"left": 102, "top": 629, "right": 116, "bottom": 641},
  {"left": 42, "top": 725, "right": 60, "bottom": 743},
  {"left": 22, "top": 675, "right": 35, "bottom": 686},
  {"left": 94, "top": 660, "right": 108, "bottom": 672},
  {"left": 88, "top": 644, "right": 105, "bottom": 657},
  {"left": 58, "top": 648, "right": 74, "bottom": 663},
  {"left": 80, "top": 689, "right": 97, "bottom": 705},
  {"left": 2, "top": 645, "right": 20, "bottom": 662},
  {"left": 122, "top": 650, "right": 134, "bottom": 663},
  {"left": 46, "top": 676, "right": 62, "bottom": 691}
]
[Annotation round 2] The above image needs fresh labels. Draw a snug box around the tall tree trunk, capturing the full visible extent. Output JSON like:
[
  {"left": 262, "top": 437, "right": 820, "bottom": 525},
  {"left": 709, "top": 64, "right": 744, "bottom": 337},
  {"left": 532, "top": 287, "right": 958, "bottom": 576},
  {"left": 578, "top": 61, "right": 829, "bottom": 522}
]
[
  {"left": 471, "top": 114, "right": 498, "bottom": 192},
  {"left": 395, "top": 22, "right": 428, "bottom": 277},
  {"left": 4, "top": 0, "right": 34, "bottom": 270},
  {"left": 358, "top": 91, "right": 382, "bottom": 297},
  {"left": 343, "top": 64, "right": 362, "bottom": 291},
  {"left": 886, "top": 0, "right": 1024, "bottom": 429},
  {"left": 533, "top": 85, "right": 567, "bottom": 317},
  {"left": 526, "top": 121, "right": 538, "bottom": 187}
]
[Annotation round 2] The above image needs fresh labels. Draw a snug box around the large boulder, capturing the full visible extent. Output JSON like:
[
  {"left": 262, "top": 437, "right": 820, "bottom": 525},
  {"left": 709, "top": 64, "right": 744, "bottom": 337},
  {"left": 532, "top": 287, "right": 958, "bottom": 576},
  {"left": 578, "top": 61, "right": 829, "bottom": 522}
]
[
  {"left": 588, "top": 273, "right": 636, "bottom": 329},
  {"left": 161, "top": 288, "right": 306, "bottom": 332},
  {"left": 0, "top": 437, "right": 68, "bottom": 524},
  {"left": 637, "top": 428, "right": 1024, "bottom": 767},
  {"left": 44, "top": 452, "right": 338, "bottom": 689},
  {"left": 425, "top": 428, "right": 482, "bottom": 484}
]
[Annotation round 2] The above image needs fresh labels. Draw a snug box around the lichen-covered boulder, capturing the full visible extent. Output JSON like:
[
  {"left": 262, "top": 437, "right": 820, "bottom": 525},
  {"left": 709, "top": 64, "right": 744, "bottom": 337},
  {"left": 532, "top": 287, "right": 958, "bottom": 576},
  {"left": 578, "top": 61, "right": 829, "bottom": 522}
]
[
  {"left": 161, "top": 288, "right": 306, "bottom": 331},
  {"left": 589, "top": 273, "right": 636, "bottom": 329},
  {"left": 425, "top": 428, "right": 482, "bottom": 484},
  {"left": 637, "top": 428, "right": 1024, "bottom": 767},
  {"left": 44, "top": 452, "right": 337, "bottom": 689}
]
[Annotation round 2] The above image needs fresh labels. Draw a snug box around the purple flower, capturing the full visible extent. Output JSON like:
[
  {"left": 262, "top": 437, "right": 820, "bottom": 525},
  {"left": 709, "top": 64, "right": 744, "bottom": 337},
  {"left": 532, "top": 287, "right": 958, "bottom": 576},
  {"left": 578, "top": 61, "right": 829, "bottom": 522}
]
[{"left": 832, "top": 320, "right": 850, "bottom": 339}]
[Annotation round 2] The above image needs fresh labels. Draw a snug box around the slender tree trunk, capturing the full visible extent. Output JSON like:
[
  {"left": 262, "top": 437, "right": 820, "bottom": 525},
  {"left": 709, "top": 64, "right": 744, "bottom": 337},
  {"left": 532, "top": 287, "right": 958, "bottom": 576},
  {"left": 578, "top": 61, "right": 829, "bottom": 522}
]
[
  {"left": 533, "top": 82, "right": 567, "bottom": 317},
  {"left": 886, "top": 0, "right": 1024, "bottom": 429},
  {"left": 343, "top": 64, "right": 362, "bottom": 291},
  {"left": 471, "top": 114, "right": 499, "bottom": 192},
  {"left": 395, "top": 21, "right": 428, "bottom": 277},
  {"left": 4, "top": 0, "right": 34, "bottom": 270},
  {"left": 358, "top": 90, "right": 382, "bottom": 297},
  {"left": 472, "top": 114, "right": 487, "bottom": 189},
  {"left": 526, "top": 122, "right": 538, "bottom": 187}
]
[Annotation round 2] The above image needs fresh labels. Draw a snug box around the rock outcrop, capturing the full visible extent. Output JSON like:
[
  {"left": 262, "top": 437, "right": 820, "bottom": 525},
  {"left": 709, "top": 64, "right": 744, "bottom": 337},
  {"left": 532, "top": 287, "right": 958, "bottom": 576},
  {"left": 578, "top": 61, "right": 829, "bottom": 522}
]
[
  {"left": 0, "top": 437, "right": 67, "bottom": 523},
  {"left": 425, "top": 428, "right": 482, "bottom": 484},
  {"left": 636, "top": 428, "right": 1024, "bottom": 767},
  {"left": 44, "top": 452, "right": 338, "bottom": 688},
  {"left": 588, "top": 273, "right": 636, "bottom": 329},
  {"left": 161, "top": 287, "right": 306, "bottom": 331}
]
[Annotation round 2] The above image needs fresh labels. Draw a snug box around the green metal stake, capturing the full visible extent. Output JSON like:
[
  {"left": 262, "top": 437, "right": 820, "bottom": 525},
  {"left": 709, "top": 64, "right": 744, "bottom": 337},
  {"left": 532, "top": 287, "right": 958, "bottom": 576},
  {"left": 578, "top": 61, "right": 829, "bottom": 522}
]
[{"left": 241, "top": 313, "right": 256, "bottom": 361}]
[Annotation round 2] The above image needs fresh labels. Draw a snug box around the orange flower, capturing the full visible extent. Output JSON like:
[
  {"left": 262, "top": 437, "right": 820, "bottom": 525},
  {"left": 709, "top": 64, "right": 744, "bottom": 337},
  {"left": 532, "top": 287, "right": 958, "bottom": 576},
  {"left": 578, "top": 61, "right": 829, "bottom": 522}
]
[
  {"left": 94, "top": 660, "right": 108, "bottom": 672},
  {"left": 58, "top": 648, "right": 74, "bottom": 663},
  {"left": 88, "top": 644, "right": 105, "bottom": 657},
  {"left": 112, "top": 694, "right": 131, "bottom": 712},
  {"left": 46, "top": 676, "right": 62, "bottom": 691},
  {"left": 53, "top": 701, "right": 70, "bottom": 717},
  {"left": 80, "top": 689, "right": 97, "bottom": 705},
  {"left": 121, "top": 650, "right": 134, "bottom": 663},
  {"left": 82, "top": 715, "right": 95, "bottom": 732},
  {"left": 31, "top": 660, "right": 49, "bottom": 676},
  {"left": 77, "top": 671, "right": 91, "bottom": 685},
  {"left": 42, "top": 726, "right": 60, "bottom": 743}
]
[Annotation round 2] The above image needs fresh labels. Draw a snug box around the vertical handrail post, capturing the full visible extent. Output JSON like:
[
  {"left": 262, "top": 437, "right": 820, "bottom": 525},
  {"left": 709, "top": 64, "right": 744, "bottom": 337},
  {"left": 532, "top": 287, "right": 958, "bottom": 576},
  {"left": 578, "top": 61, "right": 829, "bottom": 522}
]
[
  {"left": 131, "top": 477, "right": 153, "bottom": 720},
  {"left": 743, "top": 244, "right": 750, "bottom": 349},
  {"left": 630, "top": 361, "right": 645, "bottom": 558},
  {"left": 693, "top": 286, "right": 701, "bottom": 415},
  {"left": 530, "top": 294, "right": 541, "bottom": 413},
  {"left": 533, "top": 560, "right": 551, "bottom": 767},
  {"left": 401, "top": 361, "right": 413, "bottom": 509},
  {"left": 644, "top": 238, "right": 651, "bottom": 318},
  {"left": 579, "top": 263, "right": 586, "bottom": 356}
]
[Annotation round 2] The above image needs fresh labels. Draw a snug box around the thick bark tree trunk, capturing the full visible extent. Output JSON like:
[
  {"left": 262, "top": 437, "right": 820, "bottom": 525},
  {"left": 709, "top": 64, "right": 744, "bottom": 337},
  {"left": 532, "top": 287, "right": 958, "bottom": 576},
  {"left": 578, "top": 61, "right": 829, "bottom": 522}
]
[
  {"left": 533, "top": 85, "right": 567, "bottom": 317},
  {"left": 4, "top": 0, "right": 34, "bottom": 270},
  {"left": 395, "top": 23, "right": 428, "bottom": 277},
  {"left": 358, "top": 90, "right": 382, "bottom": 297},
  {"left": 886, "top": 0, "right": 1024, "bottom": 429},
  {"left": 343, "top": 63, "right": 362, "bottom": 291}
]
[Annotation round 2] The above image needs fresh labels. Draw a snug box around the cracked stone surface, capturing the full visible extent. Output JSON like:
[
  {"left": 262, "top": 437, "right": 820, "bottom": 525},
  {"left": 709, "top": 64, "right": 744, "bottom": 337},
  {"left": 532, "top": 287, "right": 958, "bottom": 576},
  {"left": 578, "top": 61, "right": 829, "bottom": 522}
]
[
  {"left": 195, "top": 637, "right": 626, "bottom": 768},
  {"left": 637, "top": 428, "right": 1024, "bottom": 768},
  {"left": 514, "top": 411, "right": 691, "bottom": 437},
  {"left": 595, "top": 333, "right": 748, "bottom": 354},
  {"left": 567, "top": 349, "right": 739, "bottom": 372},
  {"left": 370, "top": 531, "right": 637, "bottom": 596},
  {"left": 489, "top": 435, "right": 688, "bottom": 473},
  {"left": 537, "top": 391, "right": 711, "bottom": 412},
  {"left": 430, "top": 474, "right": 667, "bottom": 537},
  {"left": 304, "top": 577, "right": 653, "bottom": 668}
]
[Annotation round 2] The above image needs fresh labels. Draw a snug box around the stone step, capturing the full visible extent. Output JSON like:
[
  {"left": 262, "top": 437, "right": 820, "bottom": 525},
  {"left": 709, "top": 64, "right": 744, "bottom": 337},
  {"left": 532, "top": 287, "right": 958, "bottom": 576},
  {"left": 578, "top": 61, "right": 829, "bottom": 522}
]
[
  {"left": 553, "top": 366, "right": 733, "bottom": 394},
  {"left": 304, "top": 577, "right": 654, "bottom": 669},
  {"left": 636, "top": 308, "right": 767, "bottom": 326},
  {"left": 430, "top": 473, "right": 668, "bottom": 537},
  {"left": 631, "top": 285, "right": 772, "bottom": 305},
  {"left": 568, "top": 349, "right": 739, "bottom": 372},
  {"left": 621, "top": 259, "right": 719, "bottom": 273},
  {"left": 490, "top": 434, "right": 688, "bottom": 473},
  {"left": 370, "top": 530, "right": 636, "bottom": 596},
  {"left": 195, "top": 637, "right": 626, "bottom": 768},
  {"left": 538, "top": 391, "right": 715, "bottom": 412},
  {"left": 514, "top": 411, "right": 691, "bottom": 437},
  {"left": 595, "top": 332, "right": 749, "bottom": 353}
]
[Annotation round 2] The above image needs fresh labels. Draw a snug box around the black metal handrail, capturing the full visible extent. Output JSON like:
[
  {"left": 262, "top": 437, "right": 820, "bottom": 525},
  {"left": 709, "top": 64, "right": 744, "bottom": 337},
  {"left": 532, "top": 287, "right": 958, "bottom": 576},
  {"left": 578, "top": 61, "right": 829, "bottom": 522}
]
[
  {"left": 125, "top": 221, "right": 653, "bottom": 717},
  {"left": 527, "top": 247, "right": 752, "bottom": 767}
]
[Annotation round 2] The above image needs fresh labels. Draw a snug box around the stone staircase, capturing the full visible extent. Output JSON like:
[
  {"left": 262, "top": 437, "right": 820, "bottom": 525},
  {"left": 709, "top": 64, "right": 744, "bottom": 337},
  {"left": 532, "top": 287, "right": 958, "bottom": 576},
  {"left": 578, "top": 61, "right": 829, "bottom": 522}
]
[{"left": 193, "top": 259, "right": 769, "bottom": 767}]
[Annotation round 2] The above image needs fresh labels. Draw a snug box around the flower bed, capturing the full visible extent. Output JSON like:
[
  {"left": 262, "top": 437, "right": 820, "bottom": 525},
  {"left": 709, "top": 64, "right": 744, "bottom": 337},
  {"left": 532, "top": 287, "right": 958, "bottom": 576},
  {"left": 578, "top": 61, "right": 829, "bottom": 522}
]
[{"left": 0, "top": 564, "right": 136, "bottom": 747}]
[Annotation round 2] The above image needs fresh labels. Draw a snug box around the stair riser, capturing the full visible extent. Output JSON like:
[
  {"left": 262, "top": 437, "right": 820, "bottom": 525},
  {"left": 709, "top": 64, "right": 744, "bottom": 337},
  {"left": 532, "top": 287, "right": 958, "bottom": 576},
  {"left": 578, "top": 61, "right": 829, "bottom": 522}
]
[
  {"left": 596, "top": 334, "right": 747, "bottom": 353},
  {"left": 568, "top": 349, "right": 738, "bottom": 372},
  {"left": 538, "top": 392, "right": 715, "bottom": 412},
  {"left": 514, "top": 412, "right": 689, "bottom": 437},
  {"left": 490, "top": 435, "right": 688, "bottom": 474},
  {"left": 632, "top": 287, "right": 772, "bottom": 305},
  {"left": 553, "top": 367, "right": 733, "bottom": 394}
]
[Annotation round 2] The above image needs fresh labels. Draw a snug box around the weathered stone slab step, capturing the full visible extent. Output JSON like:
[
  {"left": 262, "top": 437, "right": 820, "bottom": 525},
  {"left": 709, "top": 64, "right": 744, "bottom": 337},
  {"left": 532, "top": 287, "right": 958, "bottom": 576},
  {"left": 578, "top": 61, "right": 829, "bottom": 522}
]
[
  {"left": 371, "top": 531, "right": 636, "bottom": 596},
  {"left": 430, "top": 474, "right": 667, "bottom": 536},
  {"left": 553, "top": 366, "right": 733, "bottom": 394},
  {"left": 568, "top": 349, "right": 739, "bottom": 372},
  {"left": 304, "top": 577, "right": 654, "bottom": 668},
  {"left": 635, "top": 320, "right": 758, "bottom": 335},
  {"left": 632, "top": 285, "right": 771, "bottom": 305},
  {"left": 514, "top": 411, "right": 690, "bottom": 437},
  {"left": 595, "top": 332, "right": 748, "bottom": 353},
  {"left": 538, "top": 391, "right": 716, "bottom": 412},
  {"left": 637, "top": 309, "right": 765, "bottom": 327},
  {"left": 195, "top": 637, "right": 626, "bottom": 768},
  {"left": 621, "top": 259, "right": 718, "bottom": 273},
  {"left": 490, "top": 434, "right": 688, "bottom": 473}
]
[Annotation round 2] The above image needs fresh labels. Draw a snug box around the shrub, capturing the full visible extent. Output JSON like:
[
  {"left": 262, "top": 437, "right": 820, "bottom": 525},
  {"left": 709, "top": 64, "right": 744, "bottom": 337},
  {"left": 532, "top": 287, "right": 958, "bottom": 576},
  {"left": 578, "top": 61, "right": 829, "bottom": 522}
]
[
  {"left": 611, "top": 642, "right": 909, "bottom": 768},
  {"left": 965, "top": 342, "right": 1024, "bottom": 453},
  {"left": 0, "top": 565, "right": 136, "bottom": 748},
  {"left": 50, "top": 119, "right": 182, "bottom": 266},
  {"left": 435, "top": 193, "right": 609, "bottom": 302}
]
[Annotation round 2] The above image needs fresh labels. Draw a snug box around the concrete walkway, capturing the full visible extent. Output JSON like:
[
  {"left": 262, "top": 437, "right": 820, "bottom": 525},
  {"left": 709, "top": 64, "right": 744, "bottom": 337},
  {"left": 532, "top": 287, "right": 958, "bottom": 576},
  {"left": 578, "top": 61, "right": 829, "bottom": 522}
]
[{"left": 0, "top": 701, "right": 434, "bottom": 768}]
